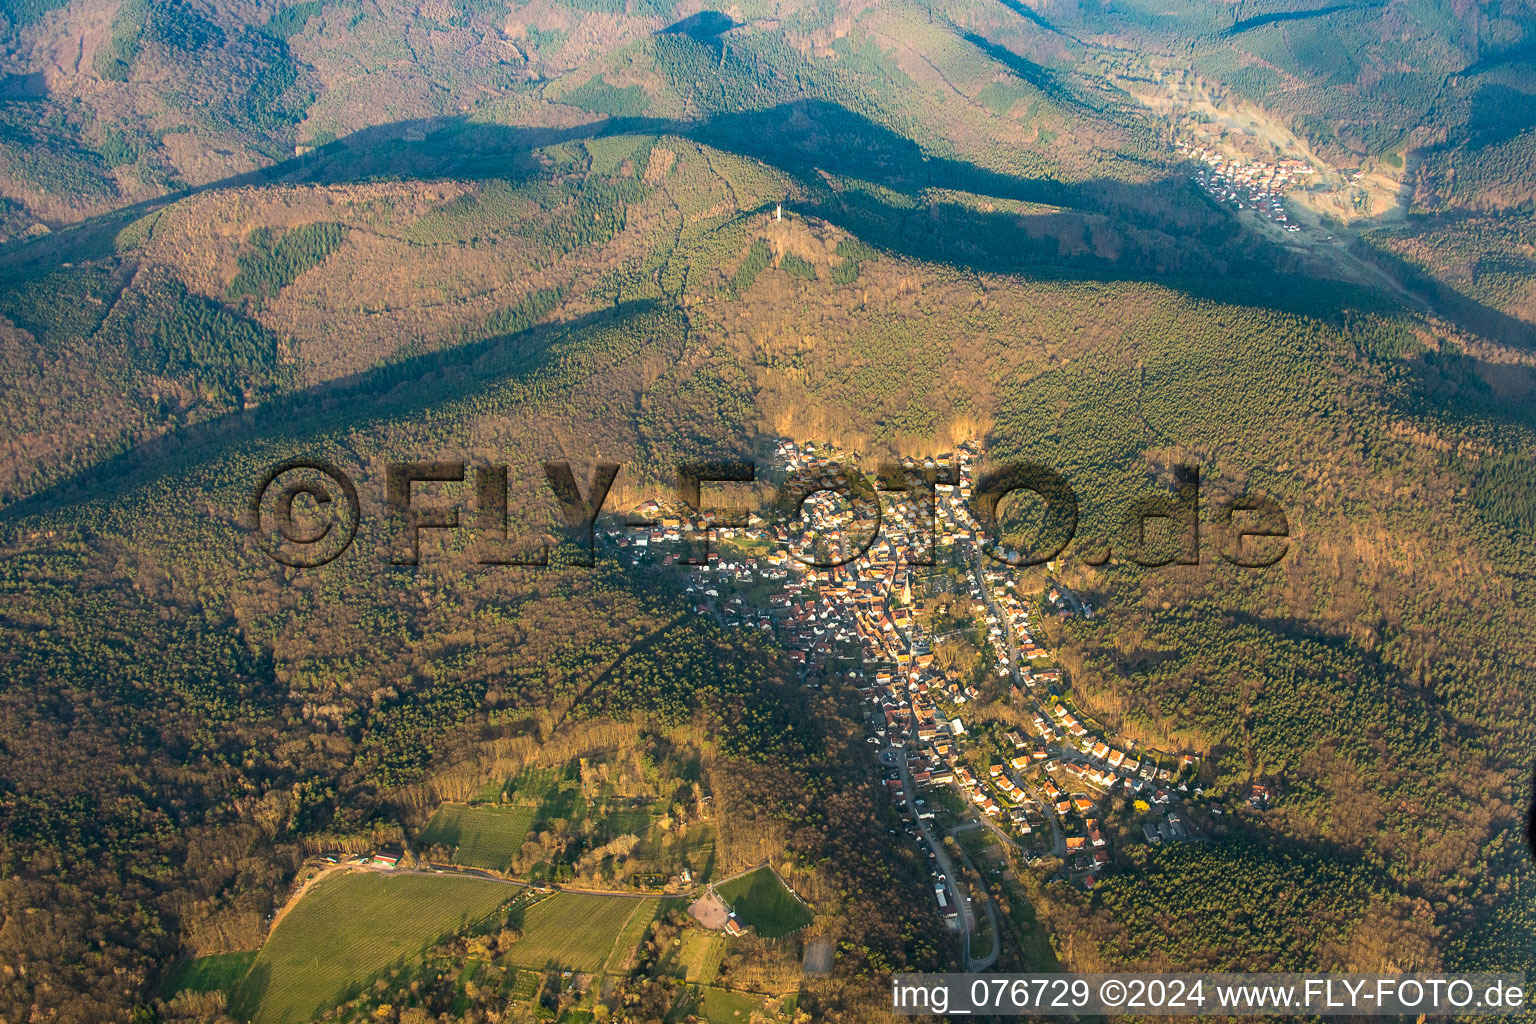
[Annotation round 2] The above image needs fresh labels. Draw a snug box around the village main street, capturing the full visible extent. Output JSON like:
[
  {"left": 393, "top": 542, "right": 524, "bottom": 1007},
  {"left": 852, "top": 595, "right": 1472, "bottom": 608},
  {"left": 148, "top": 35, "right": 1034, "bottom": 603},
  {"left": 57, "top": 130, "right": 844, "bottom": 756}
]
[{"left": 892, "top": 748, "right": 998, "bottom": 970}]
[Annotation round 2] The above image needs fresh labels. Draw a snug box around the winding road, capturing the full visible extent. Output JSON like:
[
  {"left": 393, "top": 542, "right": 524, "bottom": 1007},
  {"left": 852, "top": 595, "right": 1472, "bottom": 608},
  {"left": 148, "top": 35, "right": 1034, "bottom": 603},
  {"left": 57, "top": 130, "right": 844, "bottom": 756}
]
[
  {"left": 894, "top": 748, "right": 999, "bottom": 970},
  {"left": 944, "top": 825, "right": 1001, "bottom": 971}
]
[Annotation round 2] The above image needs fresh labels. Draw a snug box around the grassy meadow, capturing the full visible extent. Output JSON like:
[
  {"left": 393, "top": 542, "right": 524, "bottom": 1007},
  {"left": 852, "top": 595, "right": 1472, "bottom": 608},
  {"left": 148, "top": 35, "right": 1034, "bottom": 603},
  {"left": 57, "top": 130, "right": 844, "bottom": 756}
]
[
  {"left": 159, "top": 950, "right": 256, "bottom": 997},
  {"left": 699, "top": 985, "right": 769, "bottom": 1024},
  {"left": 232, "top": 871, "right": 517, "bottom": 1024},
  {"left": 716, "top": 868, "right": 813, "bottom": 938},
  {"left": 663, "top": 929, "right": 725, "bottom": 984},
  {"left": 417, "top": 803, "right": 536, "bottom": 872},
  {"left": 502, "top": 892, "right": 659, "bottom": 973}
]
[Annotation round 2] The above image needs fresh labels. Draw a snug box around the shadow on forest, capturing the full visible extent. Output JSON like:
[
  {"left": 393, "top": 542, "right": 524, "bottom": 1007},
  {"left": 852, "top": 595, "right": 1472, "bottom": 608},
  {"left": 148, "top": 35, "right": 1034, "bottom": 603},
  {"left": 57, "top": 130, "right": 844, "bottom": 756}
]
[
  {"left": 990, "top": 0, "right": 1081, "bottom": 43},
  {"left": 960, "top": 31, "right": 1075, "bottom": 98},
  {"left": 0, "top": 300, "right": 662, "bottom": 522},
  {"left": 3, "top": 99, "right": 1533, "bottom": 518},
  {"left": 1529, "top": 768, "right": 1536, "bottom": 855},
  {"left": 2, "top": 97, "right": 1524, "bottom": 344},
  {"left": 2, "top": 100, "right": 1397, "bottom": 314},
  {"left": 1349, "top": 237, "right": 1536, "bottom": 348}
]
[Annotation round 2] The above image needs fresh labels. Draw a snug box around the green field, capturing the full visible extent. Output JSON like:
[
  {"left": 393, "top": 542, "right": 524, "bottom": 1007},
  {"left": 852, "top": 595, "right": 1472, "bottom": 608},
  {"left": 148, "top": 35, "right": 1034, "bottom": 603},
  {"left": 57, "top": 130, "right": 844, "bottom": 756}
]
[
  {"left": 603, "top": 896, "right": 664, "bottom": 973},
  {"left": 417, "top": 803, "right": 536, "bottom": 872},
  {"left": 233, "top": 872, "right": 517, "bottom": 1024},
  {"left": 505, "top": 968, "right": 540, "bottom": 1000},
  {"left": 502, "top": 892, "right": 654, "bottom": 972},
  {"left": 505, "top": 765, "right": 567, "bottom": 811},
  {"left": 160, "top": 950, "right": 256, "bottom": 996},
  {"left": 460, "top": 762, "right": 718, "bottom": 883},
  {"left": 472, "top": 777, "right": 506, "bottom": 803},
  {"left": 699, "top": 985, "right": 767, "bottom": 1023},
  {"left": 716, "top": 868, "right": 813, "bottom": 939},
  {"left": 664, "top": 929, "right": 725, "bottom": 984}
]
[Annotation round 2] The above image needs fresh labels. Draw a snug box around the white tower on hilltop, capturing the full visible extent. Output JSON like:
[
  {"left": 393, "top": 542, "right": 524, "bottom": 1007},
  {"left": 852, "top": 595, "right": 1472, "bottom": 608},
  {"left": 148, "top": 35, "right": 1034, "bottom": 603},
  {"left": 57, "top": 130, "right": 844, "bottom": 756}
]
[{"left": 775, "top": 204, "right": 782, "bottom": 222}]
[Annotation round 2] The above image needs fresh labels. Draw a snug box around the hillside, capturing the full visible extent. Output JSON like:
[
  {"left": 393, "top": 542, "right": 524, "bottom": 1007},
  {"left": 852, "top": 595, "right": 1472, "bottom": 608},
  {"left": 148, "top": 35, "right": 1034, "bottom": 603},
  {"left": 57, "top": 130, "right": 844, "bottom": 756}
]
[
  {"left": 0, "top": 2, "right": 1534, "bottom": 1023},
  {"left": 0, "top": 0, "right": 1163, "bottom": 233},
  {"left": 3, "top": 138, "right": 1535, "bottom": 1015}
]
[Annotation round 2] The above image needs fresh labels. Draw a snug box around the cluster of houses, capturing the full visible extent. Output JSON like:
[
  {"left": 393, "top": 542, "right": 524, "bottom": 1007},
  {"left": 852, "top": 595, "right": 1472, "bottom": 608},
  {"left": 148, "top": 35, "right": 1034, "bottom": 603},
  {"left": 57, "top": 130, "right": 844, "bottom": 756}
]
[
  {"left": 1181, "top": 142, "right": 1310, "bottom": 231},
  {"left": 604, "top": 437, "right": 1209, "bottom": 891},
  {"left": 973, "top": 558, "right": 1209, "bottom": 880},
  {"left": 609, "top": 439, "right": 985, "bottom": 681}
]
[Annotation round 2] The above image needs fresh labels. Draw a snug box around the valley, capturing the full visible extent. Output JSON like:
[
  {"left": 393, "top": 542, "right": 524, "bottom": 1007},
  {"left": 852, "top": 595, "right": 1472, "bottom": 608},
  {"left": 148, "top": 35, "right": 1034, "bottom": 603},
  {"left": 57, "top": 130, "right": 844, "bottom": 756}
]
[{"left": 0, "top": 1, "right": 1533, "bottom": 1022}]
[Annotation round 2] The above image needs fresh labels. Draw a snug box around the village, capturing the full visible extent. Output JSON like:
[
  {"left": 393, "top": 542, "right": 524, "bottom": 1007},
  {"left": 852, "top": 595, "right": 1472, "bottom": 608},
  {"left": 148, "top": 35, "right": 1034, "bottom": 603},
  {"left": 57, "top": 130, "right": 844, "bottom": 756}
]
[
  {"left": 1180, "top": 141, "right": 1310, "bottom": 231},
  {"left": 603, "top": 438, "right": 1209, "bottom": 938}
]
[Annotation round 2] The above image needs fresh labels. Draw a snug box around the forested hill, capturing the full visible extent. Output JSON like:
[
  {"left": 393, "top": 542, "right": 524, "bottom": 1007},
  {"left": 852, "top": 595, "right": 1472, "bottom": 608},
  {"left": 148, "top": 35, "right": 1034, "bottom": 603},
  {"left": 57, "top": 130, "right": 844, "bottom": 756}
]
[
  {"left": 1, "top": 128, "right": 1534, "bottom": 1019},
  {"left": 2, "top": 0, "right": 1532, "bottom": 232},
  {"left": 0, "top": 1, "right": 1533, "bottom": 1022}
]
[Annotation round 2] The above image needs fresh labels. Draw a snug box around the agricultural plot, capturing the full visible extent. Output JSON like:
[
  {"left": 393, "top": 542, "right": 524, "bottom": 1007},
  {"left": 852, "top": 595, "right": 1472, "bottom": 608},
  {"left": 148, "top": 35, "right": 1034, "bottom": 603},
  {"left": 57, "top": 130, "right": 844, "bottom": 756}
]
[
  {"left": 448, "top": 757, "right": 719, "bottom": 887},
  {"left": 603, "top": 897, "right": 665, "bottom": 973},
  {"left": 233, "top": 871, "right": 517, "bottom": 1024},
  {"left": 472, "top": 777, "right": 506, "bottom": 803},
  {"left": 418, "top": 803, "right": 536, "bottom": 872},
  {"left": 665, "top": 929, "right": 725, "bottom": 984},
  {"left": 504, "top": 765, "right": 635, "bottom": 833},
  {"left": 504, "top": 968, "right": 540, "bottom": 1000},
  {"left": 699, "top": 986, "right": 768, "bottom": 1024},
  {"left": 716, "top": 868, "right": 813, "bottom": 938},
  {"left": 502, "top": 892, "right": 651, "bottom": 972},
  {"left": 160, "top": 950, "right": 255, "bottom": 996},
  {"left": 505, "top": 765, "right": 565, "bottom": 808},
  {"left": 602, "top": 807, "right": 656, "bottom": 835}
]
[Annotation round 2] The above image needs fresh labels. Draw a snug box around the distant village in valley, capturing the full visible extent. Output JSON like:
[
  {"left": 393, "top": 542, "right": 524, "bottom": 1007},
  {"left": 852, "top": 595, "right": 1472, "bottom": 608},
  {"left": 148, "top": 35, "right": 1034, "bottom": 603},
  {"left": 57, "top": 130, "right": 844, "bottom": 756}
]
[
  {"left": 601, "top": 439, "right": 1218, "bottom": 945},
  {"left": 1181, "top": 141, "right": 1310, "bottom": 231}
]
